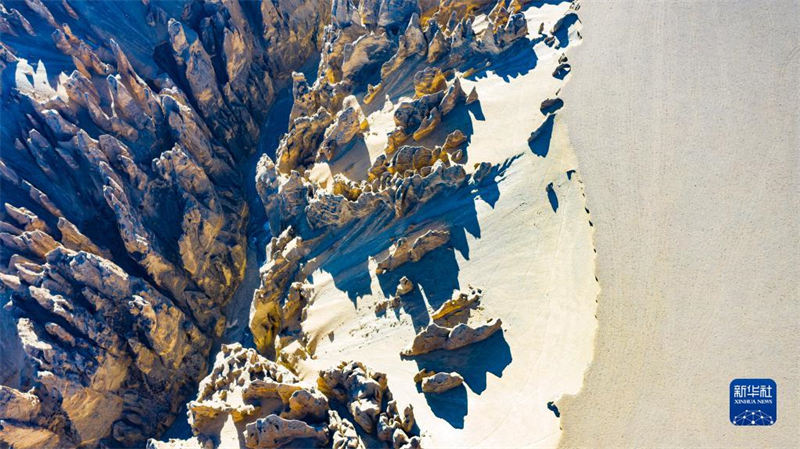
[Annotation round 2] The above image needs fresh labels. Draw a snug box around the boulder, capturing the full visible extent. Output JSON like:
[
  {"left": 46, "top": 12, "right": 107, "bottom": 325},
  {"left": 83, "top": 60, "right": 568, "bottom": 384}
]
[
  {"left": 402, "top": 318, "right": 503, "bottom": 356},
  {"left": 421, "top": 372, "right": 464, "bottom": 393},
  {"left": 376, "top": 229, "right": 451, "bottom": 274},
  {"left": 396, "top": 276, "right": 414, "bottom": 295}
]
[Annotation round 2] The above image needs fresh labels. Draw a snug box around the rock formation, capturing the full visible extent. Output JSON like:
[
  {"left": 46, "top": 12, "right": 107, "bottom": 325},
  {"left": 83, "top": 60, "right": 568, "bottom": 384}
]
[
  {"left": 1, "top": 0, "right": 583, "bottom": 447},
  {"left": 401, "top": 318, "right": 503, "bottom": 356},
  {"left": 376, "top": 229, "right": 451, "bottom": 274},
  {"left": 0, "top": 0, "right": 328, "bottom": 446},
  {"left": 146, "top": 344, "right": 385, "bottom": 449},
  {"left": 430, "top": 285, "right": 483, "bottom": 323},
  {"left": 420, "top": 371, "right": 464, "bottom": 393},
  {"left": 318, "top": 361, "right": 418, "bottom": 447},
  {"left": 396, "top": 276, "right": 414, "bottom": 296}
]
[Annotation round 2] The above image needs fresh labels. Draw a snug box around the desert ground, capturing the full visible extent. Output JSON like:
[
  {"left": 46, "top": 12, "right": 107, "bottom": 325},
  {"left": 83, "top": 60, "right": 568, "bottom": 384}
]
[{"left": 557, "top": 1, "right": 799, "bottom": 448}]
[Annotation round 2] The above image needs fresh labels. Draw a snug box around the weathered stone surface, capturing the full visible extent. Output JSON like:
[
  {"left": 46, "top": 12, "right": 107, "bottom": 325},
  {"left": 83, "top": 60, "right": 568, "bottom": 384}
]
[
  {"left": 413, "top": 369, "right": 436, "bottom": 384},
  {"left": 0, "top": 1, "right": 329, "bottom": 446},
  {"left": 320, "top": 96, "right": 366, "bottom": 161},
  {"left": 0, "top": 246, "right": 211, "bottom": 448},
  {"left": 396, "top": 276, "right": 414, "bottom": 296},
  {"left": 378, "top": 0, "right": 419, "bottom": 30},
  {"left": 414, "top": 67, "right": 448, "bottom": 97},
  {"left": 431, "top": 285, "right": 483, "bottom": 322},
  {"left": 402, "top": 318, "right": 503, "bottom": 356},
  {"left": 443, "top": 129, "right": 468, "bottom": 151},
  {"left": 329, "top": 409, "right": 365, "bottom": 449},
  {"left": 376, "top": 295, "right": 401, "bottom": 314},
  {"left": 341, "top": 32, "right": 396, "bottom": 83},
  {"left": 276, "top": 108, "right": 335, "bottom": 173},
  {"left": 147, "top": 343, "right": 332, "bottom": 448},
  {"left": 420, "top": 372, "right": 464, "bottom": 393},
  {"left": 250, "top": 228, "right": 312, "bottom": 356},
  {"left": 376, "top": 229, "right": 451, "bottom": 274},
  {"left": 0, "top": 1, "right": 563, "bottom": 447},
  {"left": 332, "top": 0, "right": 359, "bottom": 28},
  {"left": 244, "top": 414, "right": 329, "bottom": 448},
  {"left": 381, "top": 13, "right": 427, "bottom": 78},
  {"left": 318, "top": 361, "right": 417, "bottom": 445}
]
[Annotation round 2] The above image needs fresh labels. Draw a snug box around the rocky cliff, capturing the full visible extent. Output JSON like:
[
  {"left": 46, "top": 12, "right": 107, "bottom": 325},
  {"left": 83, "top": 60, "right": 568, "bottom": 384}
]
[
  {"left": 0, "top": 0, "right": 328, "bottom": 446},
  {"left": 1, "top": 0, "right": 584, "bottom": 448}
]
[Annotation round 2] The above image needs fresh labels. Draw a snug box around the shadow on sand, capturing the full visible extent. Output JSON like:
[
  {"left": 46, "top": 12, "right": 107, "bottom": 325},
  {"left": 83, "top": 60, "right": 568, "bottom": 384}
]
[
  {"left": 411, "top": 331, "right": 512, "bottom": 428},
  {"left": 529, "top": 113, "right": 555, "bottom": 158},
  {"left": 285, "top": 2, "right": 567, "bottom": 429}
]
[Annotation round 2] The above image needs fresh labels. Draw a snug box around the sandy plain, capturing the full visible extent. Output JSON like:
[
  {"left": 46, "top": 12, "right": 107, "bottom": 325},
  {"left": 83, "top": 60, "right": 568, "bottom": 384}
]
[{"left": 558, "top": 1, "right": 799, "bottom": 448}]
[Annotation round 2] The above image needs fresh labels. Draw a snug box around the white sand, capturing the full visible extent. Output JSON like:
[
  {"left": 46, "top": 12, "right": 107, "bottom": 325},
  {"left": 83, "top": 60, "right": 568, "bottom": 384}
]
[
  {"left": 558, "top": 1, "right": 799, "bottom": 447},
  {"left": 294, "top": 3, "right": 600, "bottom": 447}
]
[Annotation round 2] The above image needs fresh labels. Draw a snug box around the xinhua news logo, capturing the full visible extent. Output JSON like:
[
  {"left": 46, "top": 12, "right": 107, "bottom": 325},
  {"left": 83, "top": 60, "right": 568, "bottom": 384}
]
[{"left": 730, "top": 378, "right": 776, "bottom": 426}]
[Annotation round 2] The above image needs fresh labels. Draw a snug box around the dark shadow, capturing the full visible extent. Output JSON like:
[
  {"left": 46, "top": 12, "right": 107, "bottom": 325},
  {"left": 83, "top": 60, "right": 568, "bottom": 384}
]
[
  {"left": 308, "top": 151, "right": 519, "bottom": 307},
  {"left": 540, "top": 98, "right": 564, "bottom": 115},
  {"left": 553, "top": 13, "right": 579, "bottom": 49},
  {"left": 410, "top": 330, "right": 512, "bottom": 428},
  {"left": 390, "top": 283, "right": 431, "bottom": 331},
  {"left": 410, "top": 330, "right": 511, "bottom": 395},
  {"left": 546, "top": 182, "right": 558, "bottom": 212},
  {"left": 413, "top": 101, "right": 476, "bottom": 162},
  {"left": 547, "top": 401, "right": 561, "bottom": 418},
  {"left": 528, "top": 113, "right": 555, "bottom": 158},
  {"left": 246, "top": 84, "right": 296, "bottom": 254},
  {"left": 553, "top": 63, "right": 572, "bottom": 80},
  {"left": 467, "top": 99, "right": 486, "bottom": 121},
  {"left": 492, "top": 38, "right": 539, "bottom": 81},
  {"left": 377, "top": 246, "right": 462, "bottom": 330},
  {"left": 326, "top": 397, "right": 384, "bottom": 448},
  {"left": 466, "top": 38, "right": 539, "bottom": 82},
  {"left": 473, "top": 155, "right": 519, "bottom": 209},
  {"left": 360, "top": 55, "right": 424, "bottom": 115},
  {"left": 330, "top": 257, "right": 374, "bottom": 302},
  {"left": 421, "top": 383, "right": 468, "bottom": 429}
]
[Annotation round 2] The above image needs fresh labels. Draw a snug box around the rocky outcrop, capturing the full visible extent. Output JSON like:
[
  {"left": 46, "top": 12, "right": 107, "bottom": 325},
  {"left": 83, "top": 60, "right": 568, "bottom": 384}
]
[
  {"left": 376, "top": 229, "right": 451, "bottom": 274},
  {"left": 420, "top": 371, "right": 464, "bottom": 393},
  {"left": 0, "top": 247, "right": 211, "bottom": 448},
  {"left": 0, "top": 384, "right": 78, "bottom": 449},
  {"left": 430, "top": 285, "right": 483, "bottom": 323},
  {"left": 386, "top": 76, "right": 467, "bottom": 153},
  {"left": 0, "top": 0, "right": 329, "bottom": 446},
  {"left": 413, "top": 67, "right": 448, "bottom": 97},
  {"left": 147, "top": 344, "right": 373, "bottom": 449},
  {"left": 249, "top": 228, "right": 313, "bottom": 357},
  {"left": 375, "top": 294, "right": 401, "bottom": 315},
  {"left": 186, "top": 344, "right": 326, "bottom": 435},
  {"left": 401, "top": 318, "right": 503, "bottom": 356},
  {"left": 318, "top": 361, "right": 419, "bottom": 447},
  {"left": 328, "top": 409, "right": 366, "bottom": 449},
  {"left": 3, "top": 0, "right": 573, "bottom": 447},
  {"left": 540, "top": 97, "right": 564, "bottom": 114},
  {"left": 245, "top": 414, "right": 329, "bottom": 448},
  {"left": 396, "top": 276, "right": 414, "bottom": 296},
  {"left": 276, "top": 107, "right": 335, "bottom": 173},
  {"left": 320, "top": 95, "right": 367, "bottom": 161}
]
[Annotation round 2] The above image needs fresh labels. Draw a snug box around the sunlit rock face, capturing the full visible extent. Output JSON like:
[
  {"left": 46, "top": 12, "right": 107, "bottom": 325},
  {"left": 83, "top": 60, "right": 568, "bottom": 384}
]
[
  {"left": 1, "top": 0, "right": 590, "bottom": 448},
  {"left": 0, "top": 0, "right": 327, "bottom": 446}
]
